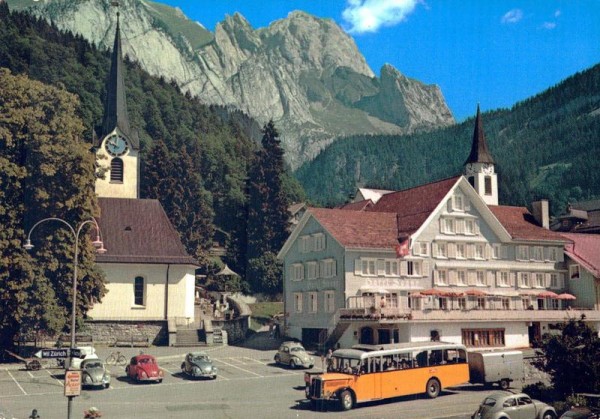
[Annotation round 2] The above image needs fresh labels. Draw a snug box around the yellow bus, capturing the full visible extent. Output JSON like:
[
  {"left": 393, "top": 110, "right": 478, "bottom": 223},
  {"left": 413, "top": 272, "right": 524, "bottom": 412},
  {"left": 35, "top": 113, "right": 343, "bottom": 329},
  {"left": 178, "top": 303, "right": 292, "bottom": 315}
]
[{"left": 306, "top": 342, "right": 469, "bottom": 411}]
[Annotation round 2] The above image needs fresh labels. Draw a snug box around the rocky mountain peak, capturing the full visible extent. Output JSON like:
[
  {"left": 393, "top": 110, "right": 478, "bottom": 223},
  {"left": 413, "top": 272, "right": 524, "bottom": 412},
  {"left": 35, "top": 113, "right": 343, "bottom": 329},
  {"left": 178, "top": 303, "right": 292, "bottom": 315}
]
[{"left": 6, "top": 0, "right": 455, "bottom": 169}]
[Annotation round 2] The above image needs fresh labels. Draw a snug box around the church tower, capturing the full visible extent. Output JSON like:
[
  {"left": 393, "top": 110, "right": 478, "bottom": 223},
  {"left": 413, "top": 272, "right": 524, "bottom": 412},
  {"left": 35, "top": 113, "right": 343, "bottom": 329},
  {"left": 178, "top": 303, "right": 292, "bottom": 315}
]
[
  {"left": 94, "top": 10, "right": 140, "bottom": 199},
  {"left": 464, "top": 105, "right": 498, "bottom": 206}
]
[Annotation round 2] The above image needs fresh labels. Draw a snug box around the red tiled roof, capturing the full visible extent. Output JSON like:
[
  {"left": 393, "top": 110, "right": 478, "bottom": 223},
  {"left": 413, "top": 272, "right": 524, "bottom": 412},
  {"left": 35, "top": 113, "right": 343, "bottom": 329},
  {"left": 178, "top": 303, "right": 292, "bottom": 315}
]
[
  {"left": 96, "top": 198, "right": 198, "bottom": 265},
  {"left": 369, "top": 176, "right": 460, "bottom": 235},
  {"left": 337, "top": 199, "right": 373, "bottom": 211},
  {"left": 560, "top": 233, "right": 600, "bottom": 278},
  {"left": 488, "top": 205, "right": 566, "bottom": 242},
  {"left": 309, "top": 207, "right": 398, "bottom": 249}
]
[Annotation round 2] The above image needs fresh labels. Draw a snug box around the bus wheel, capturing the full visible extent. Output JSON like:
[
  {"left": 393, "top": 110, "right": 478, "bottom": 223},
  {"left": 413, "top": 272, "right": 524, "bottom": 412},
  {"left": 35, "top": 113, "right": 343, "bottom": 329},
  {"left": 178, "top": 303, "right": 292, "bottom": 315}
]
[
  {"left": 426, "top": 378, "right": 441, "bottom": 398},
  {"left": 339, "top": 390, "right": 354, "bottom": 411},
  {"left": 499, "top": 379, "right": 510, "bottom": 390}
]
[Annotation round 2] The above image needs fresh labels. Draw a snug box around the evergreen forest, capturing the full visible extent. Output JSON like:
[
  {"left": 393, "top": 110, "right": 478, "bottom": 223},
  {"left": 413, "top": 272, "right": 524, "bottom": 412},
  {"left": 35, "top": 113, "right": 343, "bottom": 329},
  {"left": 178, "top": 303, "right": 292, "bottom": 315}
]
[{"left": 296, "top": 63, "right": 600, "bottom": 216}]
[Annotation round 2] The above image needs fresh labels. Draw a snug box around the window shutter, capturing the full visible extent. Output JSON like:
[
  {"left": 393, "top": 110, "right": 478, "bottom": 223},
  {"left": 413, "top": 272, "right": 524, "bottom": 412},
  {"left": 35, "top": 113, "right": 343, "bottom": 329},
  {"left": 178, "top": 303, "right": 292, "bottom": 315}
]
[
  {"left": 456, "top": 219, "right": 465, "bottom": 234},
  {"left": 448, "top": 243, "right": 457, "bottom": 258},
  {"left": 501, "top": 245, "right": 508, "bottom": 260},
  {"left": 466, "top": 244, "right": 475, "bottom": 259},
  {"left": 332, "top": 260, "right": 337, "bottom": 277},
  {"left": 495, "top": 271, "right": 501, "bottom": 286},
  {"left": 557, "top": 248, "right": 565, "bottom": 262},
  {"left": 318, "top": 261, "right": 325, "bottom": 278},
  {"left": 544, "top": 273, "right": 551, "bottom": 288},
  {"left": 440, "top": 218, "right": 446, "bottom": 233},
  {"left": 486, "top": 271, "right": 494, "bottom": 286},
  {"left": 433, "top": 270, "right": 440, "bottom": 285},
  {"left": 421, "top": 261, "right": 429, "bottom": 278},
  {"left": 377, "top": 259, "right": 385, "bottom": 276},
  {"left": 400, "top": 261, "right": 408, "bottom": 276},
  {"left": 432, "top": 242, "right": 438, "bottom": 258},
  {"left": 323, "top": 235, "right": 327, "bottom": 250},
  {"left": 485, "top": 244, "right": 493, "bottom": 259},
  {"left": 354, "top": 259, "right": 361, "bottom": 275},
  {"left": 449, "top": 270, "right": 457, "bottom": 285},
  {"left": 467, "top": 271, "right": 476, "bottom": 286},
  {"left": 543, "top": 247, "right": 550, "bottom": 261},
  {"left": 474, "top": 220, "right": 480, "bottom": 234},
  {"left": 509, "top": 272, "right": 516, "bottom": 287}
]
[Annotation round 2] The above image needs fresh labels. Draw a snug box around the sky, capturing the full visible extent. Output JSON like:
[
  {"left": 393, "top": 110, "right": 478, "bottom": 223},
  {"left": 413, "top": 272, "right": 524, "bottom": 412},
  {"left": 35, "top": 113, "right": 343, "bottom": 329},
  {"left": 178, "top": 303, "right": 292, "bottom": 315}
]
[{"left": 159, "top": 0, "right": 600, "bottom": 122}]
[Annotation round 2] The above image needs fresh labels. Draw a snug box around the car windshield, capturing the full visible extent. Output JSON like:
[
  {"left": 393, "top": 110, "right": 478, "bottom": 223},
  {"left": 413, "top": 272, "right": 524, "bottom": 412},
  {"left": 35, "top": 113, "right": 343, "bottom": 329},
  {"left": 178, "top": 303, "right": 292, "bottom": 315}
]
[
  {"left": 482, "top": 397, "right": 497, "bottom": 407},
  {"left": 290, "top": 347, "right": 305, "bottom": 353},
  {"left": 84, "top": 361, "right": 102, "bottom": 369},
  {"left": 191, "top": 355, "right": 208, "bottom": 362},
  {"left": 139, "top": 358, "right": 155, "bottom": 364}
]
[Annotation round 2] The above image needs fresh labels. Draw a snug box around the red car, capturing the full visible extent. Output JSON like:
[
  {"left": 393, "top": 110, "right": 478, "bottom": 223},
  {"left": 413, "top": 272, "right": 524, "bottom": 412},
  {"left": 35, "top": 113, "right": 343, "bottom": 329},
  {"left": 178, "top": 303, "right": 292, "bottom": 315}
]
[{"left": 125, "top": 354, "right": 164, "bottom": 383}]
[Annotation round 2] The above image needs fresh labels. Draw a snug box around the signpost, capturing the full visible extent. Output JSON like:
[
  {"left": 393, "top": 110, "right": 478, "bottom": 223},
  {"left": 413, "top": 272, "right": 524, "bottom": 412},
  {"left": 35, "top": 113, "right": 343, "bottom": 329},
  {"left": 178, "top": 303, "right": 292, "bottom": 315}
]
[
  {"left": 34, "top": 348, "right": 82, "bottom": 359},
  {"left": 64, "top": 370, "right": 81, "bottom": 397}
]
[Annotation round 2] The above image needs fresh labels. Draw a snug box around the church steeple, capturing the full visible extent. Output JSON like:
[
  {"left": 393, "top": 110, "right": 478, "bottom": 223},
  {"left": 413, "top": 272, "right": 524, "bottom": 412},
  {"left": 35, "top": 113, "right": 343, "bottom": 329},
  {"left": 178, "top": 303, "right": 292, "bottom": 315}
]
[
  {"left": 101, "top": 12, "right": 132, "bottom": 140},
  {"left": 464, "top": 105, "right": 498, "bottom": 206},
  {"left": 95, "top": 6, "right": 140, "bottom": 199},
  {"left": 465, "top": 104, "right": 494, "bottom": 165}
]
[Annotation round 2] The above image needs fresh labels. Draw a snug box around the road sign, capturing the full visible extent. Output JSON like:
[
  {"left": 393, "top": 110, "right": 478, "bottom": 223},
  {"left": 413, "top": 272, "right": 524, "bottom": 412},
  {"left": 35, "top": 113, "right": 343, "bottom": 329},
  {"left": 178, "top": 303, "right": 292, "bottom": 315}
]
[
  {"left": 64, "top": 369, "right": 81, "bottom": 397},
  {"left": 35, "top": 349, "right": 68, "bottom": 359},
  {"left": 70, "top": 348, "right": 82, "bottom": 358}
]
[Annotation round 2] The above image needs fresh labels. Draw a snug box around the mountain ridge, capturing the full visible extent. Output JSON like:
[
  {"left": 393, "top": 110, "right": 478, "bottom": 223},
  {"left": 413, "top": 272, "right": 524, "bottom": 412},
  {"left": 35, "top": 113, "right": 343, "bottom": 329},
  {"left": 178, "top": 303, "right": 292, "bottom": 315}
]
[{"left": 5, "top": 0, "right": 454, "bottom": 169}]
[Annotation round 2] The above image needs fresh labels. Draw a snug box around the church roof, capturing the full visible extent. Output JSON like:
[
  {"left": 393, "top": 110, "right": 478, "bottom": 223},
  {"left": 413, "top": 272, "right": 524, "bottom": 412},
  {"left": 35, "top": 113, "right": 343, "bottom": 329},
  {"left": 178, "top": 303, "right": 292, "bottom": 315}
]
[
  {"left": 464, "top": 104, "right": 494, "bottom": 165},
  {"left": 338, "top": 199, "right": 374, "bottom": 211},
  {"left": 94, "top": 13, "right": 139, "bottom": 149},
  {"left": 96, "top": 198, "right": 198, "bottom": 265}
]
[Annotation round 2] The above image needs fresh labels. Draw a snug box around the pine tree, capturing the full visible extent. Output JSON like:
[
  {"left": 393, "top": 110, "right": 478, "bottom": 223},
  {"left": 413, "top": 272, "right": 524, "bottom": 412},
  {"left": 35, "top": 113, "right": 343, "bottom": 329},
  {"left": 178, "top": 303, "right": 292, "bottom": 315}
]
[{"left": 246, "top": 120, "right": 290, "bottom": 294}]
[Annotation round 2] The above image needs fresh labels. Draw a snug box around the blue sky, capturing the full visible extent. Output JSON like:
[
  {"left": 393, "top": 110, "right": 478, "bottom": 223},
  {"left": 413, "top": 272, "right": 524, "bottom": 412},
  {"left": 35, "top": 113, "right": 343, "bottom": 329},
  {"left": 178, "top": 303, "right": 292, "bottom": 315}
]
[{"left": 159, "top": 0, "right": 600, "bottom": 122}]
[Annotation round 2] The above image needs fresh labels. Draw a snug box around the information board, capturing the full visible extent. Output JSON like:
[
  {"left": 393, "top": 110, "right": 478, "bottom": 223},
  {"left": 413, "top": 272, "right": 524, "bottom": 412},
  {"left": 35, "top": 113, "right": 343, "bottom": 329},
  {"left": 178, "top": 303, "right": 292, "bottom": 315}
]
[{"left": 64, "top": 369, "right": 81, "bottom": 397}]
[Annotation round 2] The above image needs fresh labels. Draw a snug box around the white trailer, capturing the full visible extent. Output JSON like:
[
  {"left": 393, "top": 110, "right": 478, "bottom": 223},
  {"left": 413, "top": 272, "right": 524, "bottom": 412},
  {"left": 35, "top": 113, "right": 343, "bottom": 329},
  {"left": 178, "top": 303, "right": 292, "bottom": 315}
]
[{"left": 468, "top": 350, "right": 523, "bottom": 390}]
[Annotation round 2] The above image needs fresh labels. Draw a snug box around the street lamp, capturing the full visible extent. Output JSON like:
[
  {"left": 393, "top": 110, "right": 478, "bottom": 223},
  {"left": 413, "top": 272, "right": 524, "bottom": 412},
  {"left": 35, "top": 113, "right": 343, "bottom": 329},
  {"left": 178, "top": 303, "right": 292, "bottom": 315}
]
[{"left": 24, "top": 217, "right": 106, "bottom": 419}]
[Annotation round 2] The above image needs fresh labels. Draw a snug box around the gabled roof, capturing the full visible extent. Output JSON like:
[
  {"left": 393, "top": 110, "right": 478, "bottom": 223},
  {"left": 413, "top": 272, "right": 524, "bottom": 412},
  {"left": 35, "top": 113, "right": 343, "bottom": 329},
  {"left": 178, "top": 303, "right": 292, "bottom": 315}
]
[
  {"left": 94, "top": 14, "right": 139, "bottom": 149},
  {"left": 356, "top": 188, "right": 394, "bottom": 204},
  {"left": 369, "top": 176, "right": 461, "bottom": 235},
  {"left": 338, "top": 199, "right": 373, "bottom": 211},
  {"left": 464, "top": 104, "right": 494, "bottom": 165},
  {"left": 488, "top": 205, "right": 566, "bottom": 242},
  {"left": 309, "top": 208, "right": 398, "bottom": 249},
  {"left": 561, "top": 233, "right": 600, "bottom": 278},
  {"left": 96, "top": 197, "right": 198, "bottom": 265}
]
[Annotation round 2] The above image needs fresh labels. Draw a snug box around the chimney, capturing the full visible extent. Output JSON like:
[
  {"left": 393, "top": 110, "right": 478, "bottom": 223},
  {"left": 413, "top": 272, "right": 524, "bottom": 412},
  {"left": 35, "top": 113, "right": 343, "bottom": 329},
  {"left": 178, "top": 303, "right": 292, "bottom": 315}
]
[{"left": 532, "top": 200, "right": 550, "bottom": 229}]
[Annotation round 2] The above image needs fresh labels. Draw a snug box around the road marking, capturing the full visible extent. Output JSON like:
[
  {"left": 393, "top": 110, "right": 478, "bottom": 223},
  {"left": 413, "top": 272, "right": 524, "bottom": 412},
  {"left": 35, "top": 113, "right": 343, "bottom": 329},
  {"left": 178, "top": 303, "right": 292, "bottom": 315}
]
[
  {"left": 46, "top": 369, "right": 63, "bottom": 386},
  {"left": 27, "top": 371, "right": 34, "bottom": 378},
  {"left": 161, "top": 366, "right": 173, "bottom": 374},
  {"left": 213, "top": 359, "right": 263, "bottom": 377},
  {"left": 7, "top": 370, "right": 27, "bottom": 395},
  {"left": 242, "top": 357, "right": 268, "bottom": 365}
]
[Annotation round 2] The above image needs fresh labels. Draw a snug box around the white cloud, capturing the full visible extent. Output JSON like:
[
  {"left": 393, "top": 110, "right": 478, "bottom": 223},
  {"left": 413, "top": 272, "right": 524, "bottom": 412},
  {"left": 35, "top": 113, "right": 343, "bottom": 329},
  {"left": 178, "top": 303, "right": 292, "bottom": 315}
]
[
  {"left": 554, "top": 10, "right": 561, "bottom": 18},
  {"left": 541, "top": 21, "right": 557, "bottom": 30},
  {"left": 342, "top": 0, "right": 420, "bottom": 34},
  {"left": 501, "top": 9, "right": 523, "bottom": 24}
]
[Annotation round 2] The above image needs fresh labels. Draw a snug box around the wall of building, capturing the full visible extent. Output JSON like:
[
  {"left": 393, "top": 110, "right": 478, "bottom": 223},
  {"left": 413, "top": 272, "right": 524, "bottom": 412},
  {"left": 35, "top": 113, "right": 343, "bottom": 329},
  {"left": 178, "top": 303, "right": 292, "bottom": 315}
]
[
  {"left": 85, "top": 320, "right": 167, "bottom": 345},
  {"left": 95, "top": 148, "right": 139, "bottom": 199},
  {"left": 566, "top": 260, "right": 597, "bottom": 309},
  {"left": 284, "top": 217, "right": 345, "bottom": 337},
  {"left": 88, "top": 263, "right": 194, "bottom": 320}
]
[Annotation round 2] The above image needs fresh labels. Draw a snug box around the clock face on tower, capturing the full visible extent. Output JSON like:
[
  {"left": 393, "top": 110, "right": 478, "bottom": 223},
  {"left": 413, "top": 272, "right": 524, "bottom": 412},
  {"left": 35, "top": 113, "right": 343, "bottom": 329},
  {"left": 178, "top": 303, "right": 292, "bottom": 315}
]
[
  {"left": 465, "top": 163, "right": 475, "bottom": 174},
  {"left": 104, "top": 133, "right": 129, "bottom": 157},
  {"left": 482, "top": 163, "right": 494, "bottom": 174}
]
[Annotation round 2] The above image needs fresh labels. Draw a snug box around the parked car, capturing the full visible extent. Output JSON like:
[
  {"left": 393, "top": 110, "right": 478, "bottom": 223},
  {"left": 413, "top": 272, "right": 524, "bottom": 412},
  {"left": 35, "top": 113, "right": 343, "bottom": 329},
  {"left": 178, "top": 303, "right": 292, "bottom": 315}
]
[
  {"left": 274, "top": 341, "right": 314, "bottom": 369},
  {"left": 472, "top": 391, "right": 557, "bottom": 419},
  {"left": 125, "top": 354, "right": 163, "bottom": 383},
  {"left": 560, "top": 407, "right": 599, "bottom": 419},
  {"left": 81, "top": 359, "right": 111, "bottom": 389},
  {"left": 70, "top": 346, "right": 99, "bottom": 369},
  {"left": 181, "top": 352, "right": 217, "bottom": 379}
]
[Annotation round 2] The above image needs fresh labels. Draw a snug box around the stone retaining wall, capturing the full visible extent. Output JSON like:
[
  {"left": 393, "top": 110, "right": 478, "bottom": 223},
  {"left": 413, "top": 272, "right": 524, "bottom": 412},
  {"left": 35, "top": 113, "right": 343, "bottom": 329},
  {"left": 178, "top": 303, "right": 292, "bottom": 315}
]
[{"left": 84, "top": 321, "right": 167, "bottom": 346}]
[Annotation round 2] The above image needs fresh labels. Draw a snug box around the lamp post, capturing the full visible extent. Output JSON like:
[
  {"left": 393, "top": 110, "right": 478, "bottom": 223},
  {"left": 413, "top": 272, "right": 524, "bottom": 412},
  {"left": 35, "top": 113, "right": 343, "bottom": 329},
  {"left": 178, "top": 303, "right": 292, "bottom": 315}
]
[{"left": 24, "top": 217, "right": 106, "bottom": 419}]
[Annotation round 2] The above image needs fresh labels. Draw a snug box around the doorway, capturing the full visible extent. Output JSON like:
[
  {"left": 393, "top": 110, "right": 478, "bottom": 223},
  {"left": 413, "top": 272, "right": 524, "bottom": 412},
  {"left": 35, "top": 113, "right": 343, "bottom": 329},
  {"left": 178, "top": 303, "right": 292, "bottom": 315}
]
[{"left": 360, "top": 327, "right": 374, "bottom": 344}]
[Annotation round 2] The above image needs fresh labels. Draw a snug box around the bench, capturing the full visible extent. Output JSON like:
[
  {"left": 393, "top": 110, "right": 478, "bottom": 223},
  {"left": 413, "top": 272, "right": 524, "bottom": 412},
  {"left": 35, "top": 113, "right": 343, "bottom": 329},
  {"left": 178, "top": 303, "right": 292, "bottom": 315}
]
[
  {"left": 112, "top": 335, "right": 151, "bottom": 348},
  {"left": 56, "top": 334, "right": 93, "bottom": 348}
]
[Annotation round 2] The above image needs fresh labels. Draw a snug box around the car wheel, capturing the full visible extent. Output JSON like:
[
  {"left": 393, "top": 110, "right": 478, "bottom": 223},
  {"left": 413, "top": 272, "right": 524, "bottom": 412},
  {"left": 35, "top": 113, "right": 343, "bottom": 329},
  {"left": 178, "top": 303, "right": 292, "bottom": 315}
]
[
  {"left": 499, "top": 379, "right": 510, "bottom": 390},
  {"left": 338, "top": 390, "right": 353, "bottom": 411},
  {"left": 426, "top": 378, "right": 441, "bottom": 398},
  {"left": 274, "top": 354, "right": 280, "bottom": 364},
  {"left": 542, "top": 412, "right": 556, "bottom": 419},
  {"left": 104, "top": 383, "right": 109, "bottom": 389},
  {"left": 158, "top": 379, "right": 163, "bottom": 384},
  {"left": 290, "top": 359, "right": 296, "bottom": 369}
]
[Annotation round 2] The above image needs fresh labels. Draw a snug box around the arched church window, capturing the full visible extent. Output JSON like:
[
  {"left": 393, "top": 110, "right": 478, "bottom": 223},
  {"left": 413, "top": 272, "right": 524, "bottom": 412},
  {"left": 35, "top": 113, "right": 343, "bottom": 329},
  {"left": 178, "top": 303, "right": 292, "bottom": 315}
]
[{"left": 110, "top": 158, "right": 124, "bottom": 182}]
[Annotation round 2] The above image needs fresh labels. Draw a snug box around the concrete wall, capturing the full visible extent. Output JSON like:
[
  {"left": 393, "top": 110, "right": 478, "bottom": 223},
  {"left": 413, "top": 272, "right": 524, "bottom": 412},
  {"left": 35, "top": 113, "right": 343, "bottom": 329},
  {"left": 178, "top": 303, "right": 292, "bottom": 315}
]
[{"left": 85, "top": 320, "right": 167, "bottom": 345}]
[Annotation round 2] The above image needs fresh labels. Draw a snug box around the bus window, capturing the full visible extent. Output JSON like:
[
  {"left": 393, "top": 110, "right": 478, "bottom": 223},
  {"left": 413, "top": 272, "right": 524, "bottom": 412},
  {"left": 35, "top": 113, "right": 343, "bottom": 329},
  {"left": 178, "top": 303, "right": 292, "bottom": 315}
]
[
  {"left": 429, "top": 350, "right": 444, "bottom": 365},
  {"left": 415, "top": 350, "right": 428, "bottom": 367}
]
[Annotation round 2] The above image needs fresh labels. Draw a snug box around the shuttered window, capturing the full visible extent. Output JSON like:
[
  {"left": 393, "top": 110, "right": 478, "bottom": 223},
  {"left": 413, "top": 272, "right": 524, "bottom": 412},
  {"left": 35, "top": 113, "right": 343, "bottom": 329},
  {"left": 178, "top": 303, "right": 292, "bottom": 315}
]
[{"left": 110, "top": 158, "right": 124, "bottom": 182}]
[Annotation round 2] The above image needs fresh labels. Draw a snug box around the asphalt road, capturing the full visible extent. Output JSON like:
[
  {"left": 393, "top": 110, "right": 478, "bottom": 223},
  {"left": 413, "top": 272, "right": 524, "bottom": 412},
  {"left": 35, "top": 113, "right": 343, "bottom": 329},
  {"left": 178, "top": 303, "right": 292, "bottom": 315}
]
[{"left": 0, "top": 345, "right": 502, "bottom": 419}]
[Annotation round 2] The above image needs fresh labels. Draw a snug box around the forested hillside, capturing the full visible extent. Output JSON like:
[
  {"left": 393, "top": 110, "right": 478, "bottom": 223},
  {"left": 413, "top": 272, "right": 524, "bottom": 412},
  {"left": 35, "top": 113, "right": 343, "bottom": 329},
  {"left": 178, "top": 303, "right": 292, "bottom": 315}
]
[
  {"left": 0, "top": 4, "right": 303, "bottom": 292},
  {"left": 296, "top": 64, "right": 600, "bottom": 216}
]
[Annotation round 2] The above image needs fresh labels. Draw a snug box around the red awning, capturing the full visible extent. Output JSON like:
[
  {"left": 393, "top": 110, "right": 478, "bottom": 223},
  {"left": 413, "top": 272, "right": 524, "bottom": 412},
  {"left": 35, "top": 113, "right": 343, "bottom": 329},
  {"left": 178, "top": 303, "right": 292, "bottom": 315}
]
[
  {"left": 538, "top": 290, "right": 559, "bottom": 298},
  {"left": 556, "top": 293, "right": 576, "bottom": 300},
  {"left": 465, "top": 289, "right": 488, "bottom": 296}
]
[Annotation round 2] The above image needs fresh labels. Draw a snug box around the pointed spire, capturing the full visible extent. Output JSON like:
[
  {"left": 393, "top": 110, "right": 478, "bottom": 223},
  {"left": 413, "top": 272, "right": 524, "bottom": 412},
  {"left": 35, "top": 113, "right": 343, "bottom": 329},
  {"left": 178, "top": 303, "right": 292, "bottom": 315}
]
[
  {"left": 101, "top": 11, "right": 132, "bottom": 139},
  {"left": 464, "top": 104, "right": 494, "bottom": 165}
]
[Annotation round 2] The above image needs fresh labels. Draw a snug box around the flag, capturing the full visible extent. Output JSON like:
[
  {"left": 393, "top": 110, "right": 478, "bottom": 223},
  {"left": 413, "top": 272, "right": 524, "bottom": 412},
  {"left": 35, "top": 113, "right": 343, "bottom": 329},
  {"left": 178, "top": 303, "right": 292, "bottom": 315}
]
[{"left": 395, "top": 240, "right": 409, "bottom": 258}]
